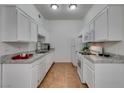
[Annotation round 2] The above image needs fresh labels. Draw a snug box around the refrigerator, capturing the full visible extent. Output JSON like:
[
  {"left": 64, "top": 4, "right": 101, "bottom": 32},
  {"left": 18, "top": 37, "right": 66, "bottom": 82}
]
[
  {"left": 71, "top": 39, "right": 77, "bottom": 66},
  {"left": 71, "top": 37, "right": 81, "bottom": 66}
]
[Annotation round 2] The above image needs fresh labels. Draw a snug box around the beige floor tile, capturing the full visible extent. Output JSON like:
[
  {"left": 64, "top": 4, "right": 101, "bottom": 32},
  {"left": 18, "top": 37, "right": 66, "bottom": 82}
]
[{"left": 38, "top": 63, "right": 88, "bottom": 88}]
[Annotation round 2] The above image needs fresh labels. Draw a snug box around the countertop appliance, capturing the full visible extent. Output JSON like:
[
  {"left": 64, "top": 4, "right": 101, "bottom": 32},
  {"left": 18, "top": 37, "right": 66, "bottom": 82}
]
[
  {"left": 79, "top": 46, "right": 104, "bottom": 55},
  {"left": 36, "top": 42, "right": 50, "bottom": 53},
  {"left": 90, "top": 46, "right": 104, "bottom": 55},
  {"left": 79, "top": 46, "right": 110, "bottom": 57},
  {"left": 77, "top": 52, "right": 84, "bottom": 83},
  {"left": 90, "top": 46, "right": 110, "bottom": 57}
]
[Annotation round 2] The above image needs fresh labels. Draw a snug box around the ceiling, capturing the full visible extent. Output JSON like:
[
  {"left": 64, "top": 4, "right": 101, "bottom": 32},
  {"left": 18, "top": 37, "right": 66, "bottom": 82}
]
[{"left": 35, "top": 4, "right": 93, "bottom": 20}]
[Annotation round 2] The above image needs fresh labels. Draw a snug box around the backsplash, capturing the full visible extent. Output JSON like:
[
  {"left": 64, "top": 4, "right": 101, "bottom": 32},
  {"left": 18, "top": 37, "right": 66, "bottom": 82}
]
[
  {"left": 0, "top": 42, "right": 36, "bottom": 56},
  {"left": 104, "top": 41, "right": 124, "bottom": 56},
  {"left": 89, "top": 41, "right": 124, "bottom": 56}
]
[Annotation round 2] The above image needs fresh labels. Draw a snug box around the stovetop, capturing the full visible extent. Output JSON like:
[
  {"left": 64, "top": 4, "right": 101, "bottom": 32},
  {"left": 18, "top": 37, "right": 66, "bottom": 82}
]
[
  {"left": 79, "top": 51, "right": 94, "bottom": 55},
  {"left": 79, "top": 51, "right": 110, "bottom": 57}
]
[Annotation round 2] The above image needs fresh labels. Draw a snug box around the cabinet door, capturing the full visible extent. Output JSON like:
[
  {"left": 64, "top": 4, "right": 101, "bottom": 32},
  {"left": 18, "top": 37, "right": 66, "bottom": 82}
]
[
  {"left": 37, "top": 59, "right": 46, "bottom": 85},
  {"left": 31, "top": 65, "right": 38, "bottom": 88},
  {"left": 2, "top": 64, "right": 31, "bottom": 88},
  {"left": 85, "top": 64, "right": 95, "bottom": 88},
  {"left": 95, "top": 9, "right": 108, "bottom": 41},
  {"left": 38, "top": 24, "right": 45, "bottom": 36},
  {"left": 38, "top": 62, "right": 44, "bottom": 83},
  {"left": 49, "top": 52, "right": 54, "bottom": 68},
  {"left": 31, "top": 21, "right": 37, "bottom": 42},
  {"left": 39, "top": 57, "right": 47, "bottom": 80},
  {"left": 108, "top": 6, "right": 123, "bottom": 41},
  {"left": 83, "top": 25, "right": 89, "bottom": 42},
  {"left": 84, "top": 58, "right": 95, "bottom": 88},
  {"left": 89, "top": 21, "right": 95, "bottom": 42},
  {"left": 17, "top": 11, "right": 30, "bottom": 41},
  {"left": 0, "top": 7, "right": 17, "bottom": 41},
  {"left": 45, "top": 55, "right": 50, "bottom": 73}
]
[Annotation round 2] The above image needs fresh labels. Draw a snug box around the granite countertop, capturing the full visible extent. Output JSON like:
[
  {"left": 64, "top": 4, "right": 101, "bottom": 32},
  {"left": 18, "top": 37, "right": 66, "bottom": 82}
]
[
  {"left": 1, "top": 49, "right": 54, "bottom": 64},
  {"left": 83, "top": 55, "right": 124, "bottom": 64}
]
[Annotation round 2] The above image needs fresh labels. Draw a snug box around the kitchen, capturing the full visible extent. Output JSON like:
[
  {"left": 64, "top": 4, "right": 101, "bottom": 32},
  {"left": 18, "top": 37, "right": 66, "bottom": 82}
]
[{"left": 0, "top": 4, "right": 124, "bottom": 88}]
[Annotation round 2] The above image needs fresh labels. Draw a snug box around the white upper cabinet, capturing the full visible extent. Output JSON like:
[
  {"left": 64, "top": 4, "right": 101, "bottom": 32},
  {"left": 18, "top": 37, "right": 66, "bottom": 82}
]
[
  {"left": 94, "top": 6, "right": 123, "bottom": 42},
  {"left": 82, "top": 21, "right": 95, "bottom": 43},
  {"left": 89, "top": 21, "right": 95, "bottom": 42},
  {"left": 17, "top": 11, "right": 30, "bottom": 41},
  {"left": 82, "top": 5, "right": 123, "bottom": 43},
  {"left": 16, "top": 5, "right": 41, "bottom": 23},
  {"left": 30, "top": 21, "right": 37, "bottom": 42},
  {"left": 82, "top": 25, "right": 89, "bottom": 43},
  {"left": 38, "top": 24, "right": 50, "bottom": 43},
  {"left": 38, "top": 24, "right": 45, "bottom": 36},
  {"left": 45, "top": 31, "right": 50, "bottom": 43},
  {"left": 0, "top": 6, "right": 38, "bottom": 42},
  {"left": 107, "top": 6, "right": 123, "bottom": 41},
  {"left": 94, "top": 9, "right": 108, "bottom": 42},
  {"left": 0, "top": 7, "right": 17, "bottom": 41}
]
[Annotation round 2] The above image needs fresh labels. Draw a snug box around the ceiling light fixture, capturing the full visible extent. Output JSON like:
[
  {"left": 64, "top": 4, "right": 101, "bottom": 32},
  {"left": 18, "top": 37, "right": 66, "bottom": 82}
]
[
  {"left": 51, "top": 4, "right": 59, "bottom": 10},
  {"left": 69, "top": 4, "right": 77, "bottom": 10}
]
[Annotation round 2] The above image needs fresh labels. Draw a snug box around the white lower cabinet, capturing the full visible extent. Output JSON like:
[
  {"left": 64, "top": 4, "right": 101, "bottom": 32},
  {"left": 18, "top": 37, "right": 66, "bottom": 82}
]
[
  {"left": 2, "top": 52, "right": 54, "bottom": 88},
  {"left": 83, "top": 58, "right": 95, "bottom": 88},
  {"left": 83, "top": 57, "right": 124, "bottom": 88},
  {"left": 84, "top": 64, "right": 95, "bottom": 88},
  {"left": 31, "top": 64, "right": 39, "bottom": 88},
  {"left": 2, "top": 64, "right": 31, "bottom": 88},
  {"left": 49, "top": 52, "right": 54, "bottom": 68},
  {"left": 31, "top": 57, "right": 47, "bottom": 88},
  {"left": 30, "top": 21, "right": 37, "bottom": 42}
]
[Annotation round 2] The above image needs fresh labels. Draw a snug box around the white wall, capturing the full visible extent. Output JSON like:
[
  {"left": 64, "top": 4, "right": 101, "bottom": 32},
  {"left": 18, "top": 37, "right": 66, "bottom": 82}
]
[{"left": 45, "top": 20, "right": 82, "bottom": 62}]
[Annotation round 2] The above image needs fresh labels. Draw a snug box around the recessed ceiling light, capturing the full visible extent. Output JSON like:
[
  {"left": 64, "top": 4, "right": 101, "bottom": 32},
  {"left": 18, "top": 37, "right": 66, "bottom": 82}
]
[
  {"left": 69, "top": 4, "right": 77, "bottom": 10},
  {"left": 51, "top": 4, "right": 59, "bottom": 10}
]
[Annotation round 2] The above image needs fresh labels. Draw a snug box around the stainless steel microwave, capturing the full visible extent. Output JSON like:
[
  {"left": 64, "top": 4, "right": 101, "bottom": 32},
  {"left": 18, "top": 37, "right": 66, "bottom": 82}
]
[{"left": 36, "top": 42, "right": 50, "bottom": 53}]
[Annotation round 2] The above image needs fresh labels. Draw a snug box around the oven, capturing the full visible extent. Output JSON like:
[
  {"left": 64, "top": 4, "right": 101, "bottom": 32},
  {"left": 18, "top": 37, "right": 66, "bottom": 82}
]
[
  {"left": 77, "top": 58, "right": 81, "bottom": 70},
  {"left": 77, "top": 53, "right": 84, "bottom": 83}
]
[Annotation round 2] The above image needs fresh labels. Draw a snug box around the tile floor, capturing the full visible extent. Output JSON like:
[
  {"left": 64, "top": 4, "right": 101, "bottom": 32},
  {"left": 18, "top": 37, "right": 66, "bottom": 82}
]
[{"left": 39, "top": 63, "right": 88, "bottom": 88}]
